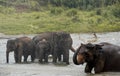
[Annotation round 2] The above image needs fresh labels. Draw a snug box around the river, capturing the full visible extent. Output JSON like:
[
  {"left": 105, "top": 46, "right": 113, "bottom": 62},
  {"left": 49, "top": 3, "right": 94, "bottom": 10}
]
[{"left": 0, "top": 32, "right": 120, "bottom": 76}]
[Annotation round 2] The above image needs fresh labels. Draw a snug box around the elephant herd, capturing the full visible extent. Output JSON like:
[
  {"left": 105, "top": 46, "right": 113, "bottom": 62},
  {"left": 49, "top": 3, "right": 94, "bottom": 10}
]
[
  {"left": 6, "top": 32, "right": 75, "bottom": 64},
  {"left": 6, "top": 31, "right": 120, "bottom": 74}
]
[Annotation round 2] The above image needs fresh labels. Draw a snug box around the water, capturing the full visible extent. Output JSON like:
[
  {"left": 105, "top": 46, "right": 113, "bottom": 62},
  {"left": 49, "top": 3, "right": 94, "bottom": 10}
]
[{"left": 0, "top": 32, "right": 120, "bottom": 76}]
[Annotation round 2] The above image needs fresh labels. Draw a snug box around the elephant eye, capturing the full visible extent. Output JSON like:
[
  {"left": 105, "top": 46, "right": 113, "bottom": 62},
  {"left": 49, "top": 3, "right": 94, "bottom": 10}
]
[{"left": 84, "top": 52, "right": 89, "bottom": 57}]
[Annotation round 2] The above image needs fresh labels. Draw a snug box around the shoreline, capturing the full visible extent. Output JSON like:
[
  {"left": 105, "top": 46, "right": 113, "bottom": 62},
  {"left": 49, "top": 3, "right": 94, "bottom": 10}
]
[{"left": 0, "top": 31, "right": 119, "bottom": 39}]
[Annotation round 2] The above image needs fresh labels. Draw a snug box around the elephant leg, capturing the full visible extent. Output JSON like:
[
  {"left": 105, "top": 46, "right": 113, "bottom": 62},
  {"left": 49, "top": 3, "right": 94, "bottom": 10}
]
[
  {"left": 18, "top": 55, "right": 22, "bottom": 63},
  {"left": 57, "top": 50, "right": 62, "bottom": 61},
  {"left": 39, "top": 54, "right": 43, "bottom": 63},
  {"left": 53, "top": 51, "right": 57, "bottom": 63},
  {"left": 44, "top": 54, "right": 48, "bottom": 63},
  {"left": 14, "top": 51, "right": 18, "bottom": 63},
  {"left": 31, "top": 54, "right": 35, "bottom": 62},
  {"left": 52, "top": 46, "right": 58, "bottom": 63},
  {"left": 31, "top": 50, "right": 35, "bottom": 62},
  {"left": 85, "top": 63, "right": 94, "bottom": 73},
  {"left": 24, "top": 55, "right": 28, "bottom": 63},
  {"left": 94, "top": 59, "right": 105, "bottom": 73},
  {"left": 57, "top": 52, "right": 61, "bottom": 62},
  {"left": 6, "top": 51, "right": 9, "bottom": 63},
  {"left": 63, "top": 50, "right": 69, "bottom": 64},
  {"left": 39, "top": 58, "right": 42, "bottom": 63},
  {"left": 18, "top": 50, "right": 23, "bottom": 63}
]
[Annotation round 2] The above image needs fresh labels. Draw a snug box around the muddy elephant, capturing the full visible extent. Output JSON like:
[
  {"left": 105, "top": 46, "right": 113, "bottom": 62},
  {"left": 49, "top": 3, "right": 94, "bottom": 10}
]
[
  {"left": 36, "top": 39, "right": 51, "bottom": 63},
  {"left": 73, "top": 42, "right": 120, "bottom": 73},
  {"left": 6, "top": 37, "right": 35, "bottom": 63},
  {"left": 33, "top": 32, "right": 75, "bottom": 64}
]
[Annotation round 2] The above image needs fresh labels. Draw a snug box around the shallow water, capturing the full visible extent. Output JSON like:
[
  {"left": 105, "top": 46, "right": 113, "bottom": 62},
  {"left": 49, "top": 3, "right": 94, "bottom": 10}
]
[{"left": 0, "top": 32, "right": 120, "bottom": 76}]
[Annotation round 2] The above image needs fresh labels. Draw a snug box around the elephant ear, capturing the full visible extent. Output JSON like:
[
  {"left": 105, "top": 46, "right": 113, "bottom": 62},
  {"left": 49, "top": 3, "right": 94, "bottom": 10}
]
[
  {"left": 77, "top": 43, "right": 84, "bottom": 50},
  {"left": 95, "top": 44, "right": 104, "bottom": 50},
  {"left": 94, "top": 44, "right": 104, "bottom": 56},
  {"left": 85, "top": 43, "right": 104, "bottom": 56},
  {"left": 14, "top": 39, "right": 19, "bottom": 49},
  {"left": 85, "top": 43, "right": 95, "bottom": 49}
]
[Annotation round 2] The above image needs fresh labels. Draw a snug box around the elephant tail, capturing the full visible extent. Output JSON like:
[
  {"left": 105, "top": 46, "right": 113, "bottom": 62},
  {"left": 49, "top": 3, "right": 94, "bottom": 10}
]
[{"left": 70, "top": 46, "right": 75, "bottom": 52}]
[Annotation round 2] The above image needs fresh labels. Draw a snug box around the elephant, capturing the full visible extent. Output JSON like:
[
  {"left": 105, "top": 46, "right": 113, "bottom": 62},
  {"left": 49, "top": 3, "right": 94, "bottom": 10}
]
[
  {"left": 36, "top": 39, "right": 51, "bottom": 63},
  {"left": 53, "top": 32, "right": 75, "bottom": 64},
  {"left": 73, "top": 42, "right": 120, "bottom": 73},
  {"left": 6, "top": 37, "right": 35, "bottom": 63},
  {"left": 33, "top": 32, "right": 75, "bottom": 64}
]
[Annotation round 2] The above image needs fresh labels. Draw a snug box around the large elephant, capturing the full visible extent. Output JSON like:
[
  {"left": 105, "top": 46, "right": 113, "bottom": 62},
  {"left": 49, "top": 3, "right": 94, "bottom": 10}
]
[
  {"left": 73, "top": 42, "right": 120, "bottom": 73},
  {"left": 36, "top": 39, "right": 51, "bottom": 63},
  {"left": 6, "top": 37, "right": 35, "bottom": 63},
  {"left": 33, "top": 32, "right": 75, "bottom": 64}
]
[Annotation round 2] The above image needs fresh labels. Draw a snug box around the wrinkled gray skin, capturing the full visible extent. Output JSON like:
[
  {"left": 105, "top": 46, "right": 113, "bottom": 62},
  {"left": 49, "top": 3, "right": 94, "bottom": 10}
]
[
  {"left": 73, "top": 42, "right": 120, "bottom": 73},
  {"left": 33, "top": 32, "right": 75, "bottom": 64},
  {"left": 36, "top": 40, "right": 51, "bottom": 63},
  {"left": 6, "top": 37, "right": 35, "bottom": 63}
]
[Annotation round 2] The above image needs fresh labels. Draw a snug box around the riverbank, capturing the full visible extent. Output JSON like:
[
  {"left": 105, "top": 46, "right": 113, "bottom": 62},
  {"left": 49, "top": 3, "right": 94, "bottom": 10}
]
[{"left": 0, "top": 4, "right": 120, "bottom": 35}]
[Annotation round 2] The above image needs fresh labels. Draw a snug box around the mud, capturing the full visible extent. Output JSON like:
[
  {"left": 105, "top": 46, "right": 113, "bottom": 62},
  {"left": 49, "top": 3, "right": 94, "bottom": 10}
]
[{"left": 0, "top": 32, "right": 120, "bottom": 76}]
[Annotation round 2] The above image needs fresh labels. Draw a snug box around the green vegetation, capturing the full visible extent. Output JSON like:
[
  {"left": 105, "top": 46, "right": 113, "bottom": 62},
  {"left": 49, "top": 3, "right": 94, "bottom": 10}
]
[{"left": 0, "top": 0, "right": 120, "bottom": 34}]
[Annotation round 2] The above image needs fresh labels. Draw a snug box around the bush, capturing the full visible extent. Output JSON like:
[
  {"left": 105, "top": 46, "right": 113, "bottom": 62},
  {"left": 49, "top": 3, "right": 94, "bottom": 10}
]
[
  {"left": 50, "top": 7, "right": 63, "bottom": 15},
  {"left": 96, "top": 8, "right": 102, "bottom": 15},
  {"left": 66, "top": 8, "right": 78, "bottom": 17},
  {"left": 71, "top": 15, "right": 80, "bottom": 22},
  {"left": 0, "top": 5, "right": 15, "bottom": 14},
  {"left": 112, "top": 4, "right": 120, "bottom": 18},
  {"left": 29, "top": 1, "right": 40, "bottom": 11}
]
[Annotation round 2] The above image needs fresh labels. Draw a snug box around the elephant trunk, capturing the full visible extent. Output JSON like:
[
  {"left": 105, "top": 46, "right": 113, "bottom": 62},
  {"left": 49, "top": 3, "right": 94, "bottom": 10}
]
[
  {"left": 73, "top": 51, "right": 79, "bottom": 65},
  {"left": 6, "top": 50, "right": 9, "bottom": 63},
  {"left": 70, "top": 46, "right": 75, "bottom": 52}
]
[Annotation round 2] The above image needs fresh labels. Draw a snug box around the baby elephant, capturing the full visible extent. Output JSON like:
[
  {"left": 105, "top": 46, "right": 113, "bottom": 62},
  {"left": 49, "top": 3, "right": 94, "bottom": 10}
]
[
  {"left": 6, "top": 37, "right": 35, "bottom": 63},
  {"left": 36, "top": 39, "right": 51, "bottom": 63}
]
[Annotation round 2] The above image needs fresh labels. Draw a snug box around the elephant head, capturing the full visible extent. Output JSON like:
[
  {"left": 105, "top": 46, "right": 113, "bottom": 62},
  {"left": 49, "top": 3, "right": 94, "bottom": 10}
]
[
  {"left": 36, "top": 39, "right": 51, "bottom": 63},
  {"left": 6, "top": 40, "right": 17, "bottom": 63},
  {"left": 73, "top": 43, "right": 103, "bottom": 65},
  {"left": 56, "top": 32, "right": 74, "bottom": 51},
  {"left": 6, "top": 39, "right": 17, "bottom": 63}
]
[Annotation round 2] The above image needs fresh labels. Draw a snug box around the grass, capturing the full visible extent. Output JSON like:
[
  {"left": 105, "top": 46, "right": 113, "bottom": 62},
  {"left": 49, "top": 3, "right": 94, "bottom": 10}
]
[{"left": 0, "top": 5, "right": 120, "bottom": 35}]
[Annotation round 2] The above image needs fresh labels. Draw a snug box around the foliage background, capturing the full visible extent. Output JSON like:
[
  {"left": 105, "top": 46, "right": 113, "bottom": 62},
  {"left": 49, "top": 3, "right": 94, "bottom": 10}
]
[{"left": 0, "top": 0, "right": 120, "bottom": 34}]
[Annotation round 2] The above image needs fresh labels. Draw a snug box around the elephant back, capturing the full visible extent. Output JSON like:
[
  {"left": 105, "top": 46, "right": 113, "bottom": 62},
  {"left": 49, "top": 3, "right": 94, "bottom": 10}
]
[
  {"left": 32, "top": 32, "right": 56, "bottom": 53},
  {"left": 33, "top": 32, "right": 55, "bottom": 44},
  {"left": 16, "top": 37, "right": 35, "bottom": 54}
]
